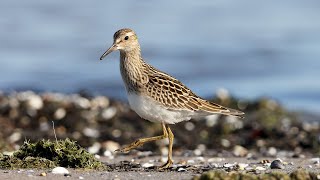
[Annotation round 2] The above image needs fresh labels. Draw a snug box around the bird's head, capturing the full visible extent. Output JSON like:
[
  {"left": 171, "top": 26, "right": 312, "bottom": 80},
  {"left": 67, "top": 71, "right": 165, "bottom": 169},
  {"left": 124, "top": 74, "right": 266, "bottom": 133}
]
[{"left": 100, "top": 28, "right": 140, "bottom": 60}]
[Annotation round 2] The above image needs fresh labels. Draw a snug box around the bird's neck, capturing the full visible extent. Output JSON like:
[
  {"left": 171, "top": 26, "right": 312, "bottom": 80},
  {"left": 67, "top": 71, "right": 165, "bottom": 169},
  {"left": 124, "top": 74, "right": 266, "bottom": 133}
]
[{"left": 119, "top": 47, "right": 145, "bottom": 92}]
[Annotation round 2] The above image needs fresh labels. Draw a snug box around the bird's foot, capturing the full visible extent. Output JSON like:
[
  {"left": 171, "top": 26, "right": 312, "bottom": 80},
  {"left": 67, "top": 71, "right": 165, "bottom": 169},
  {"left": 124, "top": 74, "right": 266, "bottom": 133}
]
[
  {"left": 158, "top": 159, "right": 173, "bottom": 170},
  {"left": 115, "top": 140, "right": 143, "bottom": 153}
]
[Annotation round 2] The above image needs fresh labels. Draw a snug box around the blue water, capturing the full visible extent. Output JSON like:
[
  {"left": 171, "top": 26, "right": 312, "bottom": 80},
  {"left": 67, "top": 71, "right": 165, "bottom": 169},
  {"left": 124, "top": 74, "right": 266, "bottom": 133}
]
[{"left": 1, "top": 0, "right": 320, "bottom": 113}]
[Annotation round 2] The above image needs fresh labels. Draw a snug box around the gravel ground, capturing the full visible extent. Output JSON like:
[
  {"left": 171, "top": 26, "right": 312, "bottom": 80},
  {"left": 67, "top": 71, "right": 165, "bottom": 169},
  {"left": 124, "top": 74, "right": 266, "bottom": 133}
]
[{"left": 0, "top": 156, "right": 319, "bottom": 180}]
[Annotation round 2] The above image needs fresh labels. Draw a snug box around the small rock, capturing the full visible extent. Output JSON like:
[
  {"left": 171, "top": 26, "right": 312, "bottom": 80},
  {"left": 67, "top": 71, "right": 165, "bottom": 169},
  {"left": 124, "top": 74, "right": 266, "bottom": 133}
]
[
  {"left": 54, "top": 108, "right": 66, "bottom": 120},
  {"left": 88, "top": 142, "right": 101, "bottom": 154},
  {"left": 237, "top": 163, "right": 249, "bottom": 170},
  {"left": 187, "top": 159, "right": 195, "bottom": 164},
  {"left": 245, "top": 166, "right": 254, "bottom": 171},
  {"left": 103, "top": 141, "right": 120, "bottom": 152},
  {"left": 221, "top": 139, "right": 231, "bottom": 148},
  {"left": 52, "top": 167, "right": 69, "bottom": 175},
  {"left": 185, "top": 122, "right": 195, "bottom": 131},
  {"left": 8, "top": 132, "right": 22, "bottom": 143},
  {"left": 27, "top": 94, "right": 43, "bottom": 110},
  {"left": 209, "top": 163, "right": 218, "bottom": 168},
  {"left": 255, "top": 166, "right": 266, "bottom": 171},
  {"left": 267, "top": 147, "right": 277, "bottom": 157},
  {"left": 83, "top": 128, "right": 100, "bottom": 138},
  {"left": 193, "top": 149, "right": 202, "bottom": 156},
  {"left": 103, "top": 150, "right": 114, "bottom": 159},
  {"left": 233, "top": 145, "right": 248, "bottom": 157},
  {"left": 102, "top": 107, "right": 117, "bottom": 120},
  {"left": 207, "top": 157, "right": 225, "bottom": 162},
  {"left": 224, "top": 163, "right": 235, "bottom": 168},
  {"left": 79, "top": 176, "right": 84, "bottom": 179},
  {"left": 270, "top": 160, "right": 285, "bottom": 169},
  {"left": 39, "top": 172, "right": 47, "bottom": 176},
  {"left": 177, "top": 167, "right": 187, "bottom": 172},
  {"left": 142, "top": 162, "right": 154, "bottom": 168}
]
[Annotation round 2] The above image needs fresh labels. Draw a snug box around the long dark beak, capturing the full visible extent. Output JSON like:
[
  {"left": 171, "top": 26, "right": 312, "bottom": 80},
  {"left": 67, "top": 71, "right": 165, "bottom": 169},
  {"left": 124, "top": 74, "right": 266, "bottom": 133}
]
[{"left": 100, "top": 44, "right": 117, "bottom": 60}]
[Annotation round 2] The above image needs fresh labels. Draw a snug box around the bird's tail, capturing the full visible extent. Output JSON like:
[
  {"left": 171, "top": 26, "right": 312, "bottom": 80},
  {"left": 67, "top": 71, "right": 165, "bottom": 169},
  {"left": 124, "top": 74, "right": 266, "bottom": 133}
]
[{"left": 200, "top": 100, "right": 245, "bottom": 118}]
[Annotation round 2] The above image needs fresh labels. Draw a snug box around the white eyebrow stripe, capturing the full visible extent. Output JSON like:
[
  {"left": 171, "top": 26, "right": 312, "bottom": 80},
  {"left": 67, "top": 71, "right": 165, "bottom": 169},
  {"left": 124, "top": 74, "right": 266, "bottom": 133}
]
[{"left": 126, "top": 32, "right": 135, "bottom": 36}]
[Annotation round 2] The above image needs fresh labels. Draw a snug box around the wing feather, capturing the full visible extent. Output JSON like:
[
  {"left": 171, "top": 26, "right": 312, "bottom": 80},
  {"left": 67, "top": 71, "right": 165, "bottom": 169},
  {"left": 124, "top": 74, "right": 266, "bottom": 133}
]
[{"left": 142, "top": 65, "right": 244, "bottom": 117}]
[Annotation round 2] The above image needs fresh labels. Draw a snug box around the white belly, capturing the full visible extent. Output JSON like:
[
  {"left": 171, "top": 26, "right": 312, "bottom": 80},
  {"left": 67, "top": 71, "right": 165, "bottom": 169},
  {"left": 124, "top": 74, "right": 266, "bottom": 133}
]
[{"left": 127, "top": 93, "right": 193, "bottom": 124}]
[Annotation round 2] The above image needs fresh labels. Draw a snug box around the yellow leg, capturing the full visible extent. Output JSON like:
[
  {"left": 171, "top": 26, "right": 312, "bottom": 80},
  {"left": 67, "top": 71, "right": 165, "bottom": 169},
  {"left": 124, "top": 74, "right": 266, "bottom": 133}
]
[
  {"left": 158, "top": 125, "right": 174, "bottom": 170},
  {"left": 115, "top": 123, "right": 168, "bottom": 153}
]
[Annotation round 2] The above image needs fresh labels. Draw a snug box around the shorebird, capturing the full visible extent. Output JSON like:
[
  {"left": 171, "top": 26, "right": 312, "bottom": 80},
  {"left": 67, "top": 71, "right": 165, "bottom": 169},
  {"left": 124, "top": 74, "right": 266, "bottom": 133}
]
[{"left": 100, "top": 28, "right": 244, "bottom": 169}]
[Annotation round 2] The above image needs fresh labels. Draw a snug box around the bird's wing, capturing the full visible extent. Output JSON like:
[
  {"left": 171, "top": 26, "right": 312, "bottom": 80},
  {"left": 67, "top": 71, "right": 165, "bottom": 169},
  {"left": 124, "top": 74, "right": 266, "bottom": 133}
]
[{"left": 143, "top": 66, "right": 244, "bottom": 117}]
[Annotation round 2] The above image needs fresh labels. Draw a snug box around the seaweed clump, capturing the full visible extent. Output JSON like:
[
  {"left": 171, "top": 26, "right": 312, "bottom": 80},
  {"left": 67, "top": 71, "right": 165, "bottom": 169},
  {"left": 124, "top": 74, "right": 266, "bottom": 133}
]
[
  {"left": 0, "top": 138, "right": 108, "bottom": 170},
  {"left": 193, "top": 170, "right": 319, "bottom": 180}
]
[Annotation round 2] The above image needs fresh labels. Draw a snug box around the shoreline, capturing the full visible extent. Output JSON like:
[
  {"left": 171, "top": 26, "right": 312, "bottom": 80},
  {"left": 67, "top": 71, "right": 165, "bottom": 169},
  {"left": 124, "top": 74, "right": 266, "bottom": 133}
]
[{"left": 0, "top": 156, "right": 319, "bottom": 180}]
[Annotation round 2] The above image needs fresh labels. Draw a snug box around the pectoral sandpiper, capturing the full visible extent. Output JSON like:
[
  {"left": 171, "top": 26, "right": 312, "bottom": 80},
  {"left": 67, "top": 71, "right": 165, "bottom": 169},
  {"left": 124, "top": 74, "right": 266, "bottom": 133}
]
[{"left": 100, "top": 28, "right": 244, "bottom": 169}]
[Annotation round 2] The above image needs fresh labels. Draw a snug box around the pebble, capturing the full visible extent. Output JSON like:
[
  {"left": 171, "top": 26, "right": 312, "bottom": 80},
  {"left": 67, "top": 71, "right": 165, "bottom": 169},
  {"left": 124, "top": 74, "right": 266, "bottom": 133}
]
[
  {"left": 103, "top": 150, "right": 113, "bottom": 158},
  {"left": 39, "top": 172, "right": 47, "bottom": 176},
  {"left": 209, "top": 163, "right": 218, "bottom": 168},
  {"left": 52, "top": 167, "right": 70, "bottom": 175},
  {"left": 102, "top": 107, "right": 117, "bottom": 120},
  {"left": 142, "top": 162, "right": 154, "bottom": 168},
  {"left": 221, "top": 139, "right": 231, "bottom": 148},
  {"left": 193, "top": 149, "right": 202, "bottom": 156},
  {"left": 270, "top": 160, "right": 285, "bottom": 169},
  {"left": 224, "top": 163, "right": 235, "bottom": 168},
  {"left": 54, "top": 108, "right": 66, "bottom": 119},
  {"left": 8, "top": 132, "right": 22, "bottom": 143},
  {"left": 177, "top": 167, "right": 187, "bottom": 172},
  {"left": 205, "top": 115, "right": 218, "bottom": 127},
  {"left": 267, "top": 147, "right": 277, "bottom": 157},
  {"left": 185, "top": 122, "right": 195, "bottom": 131},
  {"left": 83, "top": 127, "right": 100, "bottom": 138},
  {"left": 103, "top": 141, "right": 120, "bottom": 152},
  {"left": 255, "top": 166, "right": 266, "bottom": 171},
  {"left": 207, "top": 157, "right": 225, "bottom": 162},
  {"left": 88, "top": 142, "right": 101, "bottom": 154},
  {"left": 233, "top": 145, "right": 248, "bottom": 157},
  {"left": 27, "top": 94, "right": 43, "bottom": 110},
  {"left": 79, "top": 176, "right": 84, "bottom": 179},
  {"left": 245, "top": 166, "right": 254, "bottom": 171},
  {"left": 237, "top": 163, "right": 249, "bottom": 170},
  {"left": 187, "top": 159, "right": 195, "bottom": 164}
]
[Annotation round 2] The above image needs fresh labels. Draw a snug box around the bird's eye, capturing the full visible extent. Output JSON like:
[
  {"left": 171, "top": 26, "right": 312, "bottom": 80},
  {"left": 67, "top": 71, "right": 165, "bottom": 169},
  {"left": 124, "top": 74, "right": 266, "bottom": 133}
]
[{"left": 124, "top": 36, "right": 129, "bottom": 40}]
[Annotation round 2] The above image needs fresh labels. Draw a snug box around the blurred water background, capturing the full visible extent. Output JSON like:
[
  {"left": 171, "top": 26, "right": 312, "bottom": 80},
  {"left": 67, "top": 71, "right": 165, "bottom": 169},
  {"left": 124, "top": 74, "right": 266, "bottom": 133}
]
[{"left": 0, "top": 0, "right": 319, "bottom": 114}]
